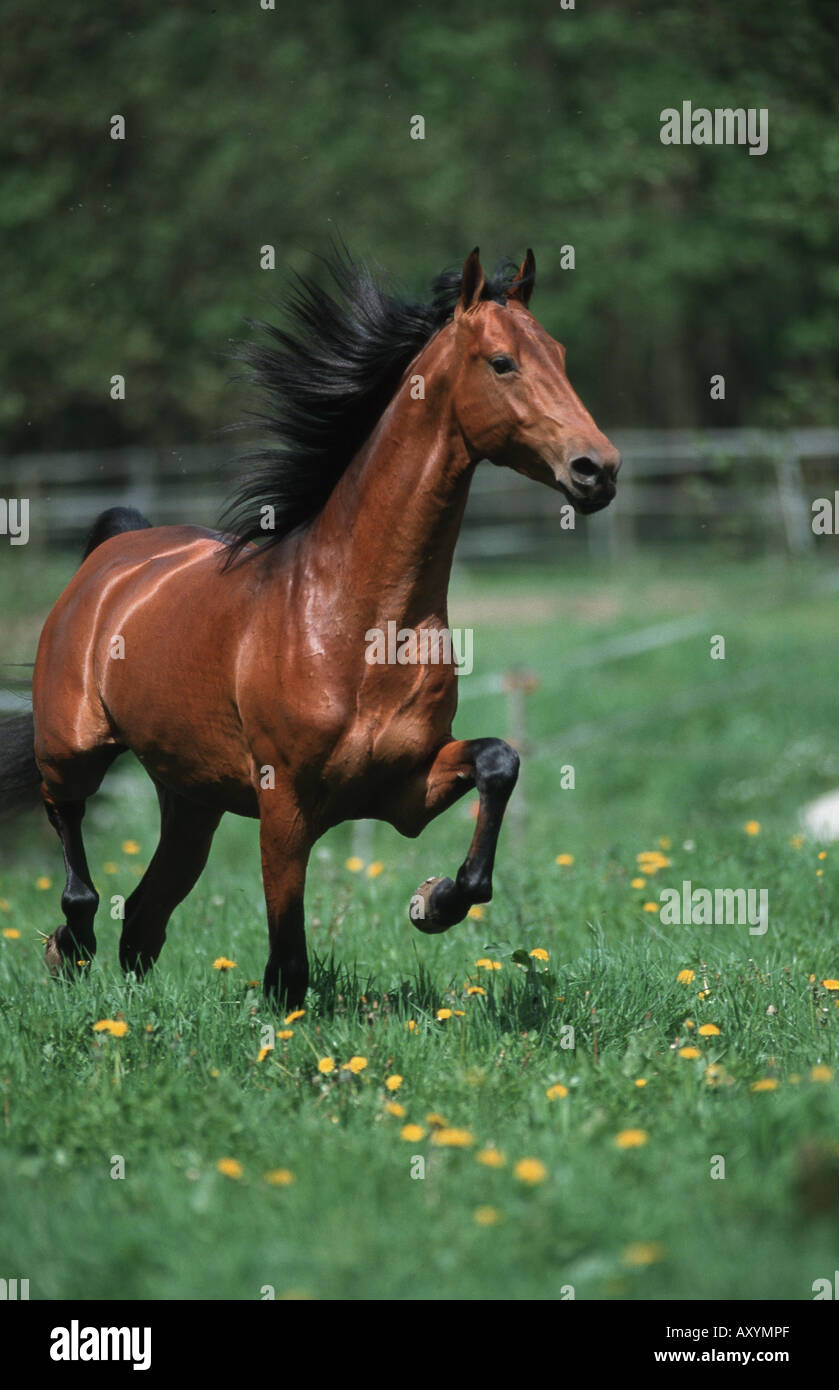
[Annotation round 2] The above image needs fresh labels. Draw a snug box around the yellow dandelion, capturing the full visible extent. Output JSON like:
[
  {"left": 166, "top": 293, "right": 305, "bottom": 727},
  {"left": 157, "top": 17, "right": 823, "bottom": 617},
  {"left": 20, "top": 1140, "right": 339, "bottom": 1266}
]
[
  {"left": 705, "top": 1065, "right": 724, "bottom": 1087},
  {"left": 684, "top": 1019, "right": 695, "bottom": 1029},
  {"left": 400, "top": 1124, "right": 425, "bottom": 1142},
  {"left": 465, "top": 986, "right": 486, "bottom": 996},
  {"left": 676, "top": 969, "right": 695, "bottom": 984},
  {"left": 467, "top": 905, "right": 484, "bottom": 920},
  {"left": 790, "top": 834, "right": 804, "bottom": 849},
  {"left": 475, "top": 958, "right": 502, "bottom": 971},
  {"left": 817, "top": 869, "right": 824, "bottom": 877},
  {"left": 209, "top": 1067, "right": 220, "bottom": 1078},
  {"left": 697, "top": 989, "right": 710, "bottom": 1000},
  {"left": 406, "top": 1019, "right": 417, "bottom": 1032},
  {"left": 678, "top": 1046, "right": 701, "bottom": 1059},
  {"left": 744, "top": 820, "right": 760, "bottom": 836},
  {"left": 385, "top": 1074, "right": 403, "bottom": 1091},
  {"left": 477, "top": 1147, "right": 506, "bottom": 1168},
  {"left": 634, "top": 1078, "right": 647, "bottom": 1088},
  {"left": 642, "top": 902, "right": 659, "bottom": 913},
  {"left": 342, "top": 1055, "right": 367, "bottom": 1074},
  {"left": 474, "top": 1206, "right": 501, "bottom": 1226},
  {"left": 144, "top": 1023, "right": 154, "bottom": 1033},
  {"left": 529, "top": 947, "right": 549, "bottom": 961},
  {"left": 818, "top": 851, "right": 827, "bottom": 860},
  {"left": 616, "top": 1128, "right": 649, "bottom": 1149},
  {"left": 698, "top": 1024, "right": 721, "bottom": 1036},
  {"left": 811, "top": 1065, "right": 832, "bottom": 1083},
  {"left": 425, "top": 1112, "right": 447, "bottom": 1127},
  {"left": 276, "top": 1029, "right": 294, "bottom": 1041},
  {"left": 631, "top": 877, "right": 646, "bottom": 889},
  {"left": 2, "top": 928, "right": 20, "bottom": 940},
  {"left": 452, "top": 1009, "right": 465, "bottom": 1016},
  {"left": 623, "top": 1241, "right": 665, "bottom": 1267},
  {"left": 257, "top": 1045, "right": 273, "bottom": 1063},
  {"left": 345, "top": 856, "right": 364, "bottom": 872},
  {"left": 284, "top": 1009, "right": 305, "bottom": 1023},
  {"left": 121, "top": 840, "right": 141, "bottom": 855},
  {"left": 366, "top": 861, "right": 384, "bottom": 878},
  {"left": 822, "top": 980, "right": 839, "bottom": 991},
  {"left": 264, "top": 1168, "right": 295, "bottom": 1186},
  {"left": 546, "top": 1082, "right": 568, "bottom": 1100},
  {"left": 317, "top": 1057, "right": 335, "bottom": 1074},
  {"left": 431, "top": 1127, "right": 474, "bottom": 1148},
  {"left": 213, "top": 957, "right": 237, "bottom": 971},
  {"left": 103, "top": 862, "right": 118, "bottom": 875},
  {"left": 555, "top": 853, "right": 574, "bottom": 866},
  {"left": 216, "top": 1158, "right": 243, "bottom": 1179},
  {"left": 35, "top": 876, "right": 51, "bottom": 891},
  {"left": 514, "top": 1157, "right": 547, "bottom": 1184},
  {"left": 436, "top": 1008, "right": 453, "bottom": 1020},
  {"left": 750, "top": 1078, "right": 779, "bottom": 1092},
  {"left": 92, "top": 1019, "right": 112, "bottom": 1033},
  {"left": 385, "top": 1101, "right": 406, "bottom": 1117},
  {"left": 658, "top": 837, "right": 671, "bottom": 850}
]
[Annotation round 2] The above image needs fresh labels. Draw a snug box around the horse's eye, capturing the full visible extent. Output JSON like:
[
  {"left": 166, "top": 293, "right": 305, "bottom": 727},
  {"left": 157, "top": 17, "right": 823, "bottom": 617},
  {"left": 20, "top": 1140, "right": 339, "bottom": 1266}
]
[{"left": 489, "top": 354, "right": 517, "bottom": 375}]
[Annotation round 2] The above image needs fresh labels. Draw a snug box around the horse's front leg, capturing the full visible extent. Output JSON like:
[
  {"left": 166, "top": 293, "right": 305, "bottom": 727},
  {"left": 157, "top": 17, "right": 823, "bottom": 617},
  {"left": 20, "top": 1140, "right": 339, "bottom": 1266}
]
[
  {"left": 258, "top": 790, "right": 312, "bottom": 1010},
  {"left": 389, "top": 737, "right": 519, "bottom": 934}
]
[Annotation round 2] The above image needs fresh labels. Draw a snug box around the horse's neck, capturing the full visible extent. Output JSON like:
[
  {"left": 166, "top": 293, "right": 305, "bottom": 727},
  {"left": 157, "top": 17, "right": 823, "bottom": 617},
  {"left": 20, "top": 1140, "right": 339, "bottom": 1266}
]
[{"left": 306, "top": 362, "right": 475, "bottom": 628}]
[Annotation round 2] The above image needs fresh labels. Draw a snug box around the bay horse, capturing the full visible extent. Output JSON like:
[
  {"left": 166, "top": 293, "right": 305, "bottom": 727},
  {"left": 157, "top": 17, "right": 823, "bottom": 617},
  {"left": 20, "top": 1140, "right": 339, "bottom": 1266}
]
[{"left": 0, "top": 248, "right": 620, "bottom": 1008}]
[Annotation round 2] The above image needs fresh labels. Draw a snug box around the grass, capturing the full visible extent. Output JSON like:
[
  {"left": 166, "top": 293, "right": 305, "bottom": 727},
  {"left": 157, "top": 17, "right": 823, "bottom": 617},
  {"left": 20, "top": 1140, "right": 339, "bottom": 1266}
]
[{"left": 0, "top": 546, "right": 838, "bottom": 1300}]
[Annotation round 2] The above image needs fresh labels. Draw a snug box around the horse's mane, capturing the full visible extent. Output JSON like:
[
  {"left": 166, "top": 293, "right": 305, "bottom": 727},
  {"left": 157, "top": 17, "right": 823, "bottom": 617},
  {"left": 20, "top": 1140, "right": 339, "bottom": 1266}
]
[{"left": 220, "top": 248, "right": 529, "bottom": 560}]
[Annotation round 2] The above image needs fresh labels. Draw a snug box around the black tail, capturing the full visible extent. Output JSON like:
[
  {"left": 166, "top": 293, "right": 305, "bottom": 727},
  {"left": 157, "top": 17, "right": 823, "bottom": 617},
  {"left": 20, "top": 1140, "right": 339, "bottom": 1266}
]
[
  {"left": 0, "top": 713, "right": 41, "bottom": 817},
  {"left": 82, "top": 506, "right": 152, "bottom": 562}
]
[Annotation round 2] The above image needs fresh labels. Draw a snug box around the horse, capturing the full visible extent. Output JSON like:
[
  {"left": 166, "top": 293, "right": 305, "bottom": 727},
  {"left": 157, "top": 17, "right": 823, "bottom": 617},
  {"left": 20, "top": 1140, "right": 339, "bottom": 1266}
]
[{"left": 0, "top": 247, "right": 620, "bottom": 1008}]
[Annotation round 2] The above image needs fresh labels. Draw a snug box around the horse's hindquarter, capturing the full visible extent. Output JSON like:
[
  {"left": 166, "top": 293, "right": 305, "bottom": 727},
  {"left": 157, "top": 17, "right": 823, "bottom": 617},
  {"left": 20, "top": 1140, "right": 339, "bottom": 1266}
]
[{"left": 33, "top": 527, "right": 257, "bottom": 809}]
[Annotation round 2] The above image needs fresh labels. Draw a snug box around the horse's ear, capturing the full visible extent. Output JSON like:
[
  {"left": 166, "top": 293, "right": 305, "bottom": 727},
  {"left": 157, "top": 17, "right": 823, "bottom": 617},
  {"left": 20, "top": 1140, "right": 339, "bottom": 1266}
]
[
  {"left": 454, "top": 247, "right": 486, "bottom": 318},
  {"left": 507, "top": 248, "right": 535, "bottom": 307}
]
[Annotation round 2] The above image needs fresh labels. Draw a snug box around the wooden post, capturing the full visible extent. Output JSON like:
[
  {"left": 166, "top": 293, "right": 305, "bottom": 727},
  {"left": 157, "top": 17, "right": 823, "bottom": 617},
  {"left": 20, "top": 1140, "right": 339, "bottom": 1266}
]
[{"left": 503, "top": 668, "right": 539, "bottom": 846}]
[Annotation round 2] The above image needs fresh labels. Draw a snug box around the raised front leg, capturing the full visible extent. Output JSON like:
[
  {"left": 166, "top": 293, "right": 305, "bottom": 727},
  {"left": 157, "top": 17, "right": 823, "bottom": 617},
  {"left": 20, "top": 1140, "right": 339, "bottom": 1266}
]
[
  {"left": 258, "top": 792, "right": 312, "bottom": 1010},
  {"left": 387, "top": 737, "right": 519, "bottom": 934}
]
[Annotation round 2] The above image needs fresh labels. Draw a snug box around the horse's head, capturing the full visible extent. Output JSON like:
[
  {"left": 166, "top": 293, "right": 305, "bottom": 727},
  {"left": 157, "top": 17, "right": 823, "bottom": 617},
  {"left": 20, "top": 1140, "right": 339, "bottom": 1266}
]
[{"left": 449, "top": 248, "right": 620, "bottom": 513}]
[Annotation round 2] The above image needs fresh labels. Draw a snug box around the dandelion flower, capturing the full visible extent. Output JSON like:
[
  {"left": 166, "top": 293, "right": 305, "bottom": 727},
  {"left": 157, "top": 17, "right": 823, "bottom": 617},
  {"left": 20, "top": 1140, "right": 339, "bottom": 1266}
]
[
  {"left": 385, "top": 1074, "right": 403, "bottom": 1091},
  {"left": 213, "top": 957, "right": 237, "bottom": 971},
  {"left": 431, "top": 1127, "right": 474, "bottom": 1148},
  {"left": 642, "top": 902, "right": 659, "bottom": 913},
  {"left": 467, "top": 905, "right": 484, "bottom": 920},
  {"left": 555, "top": 853, "right": 574, "bottom": 866},
  {"left": 35, "top": 876, "right": 51, "bottom": 891},
  {"left": 342, "top": 1056, "right": 367, "bottom": 1074},
  {"left": 616, "top": 1129, "right": 649, "bottom": 1149},
  {"left": 436, "top": 1008, "right": 453, "bottom": 1020},
  {"left": 406, "top": 1020, "right": 417, "bottom": 1032},
  {"left": 2, "top": 928, "right": 20, "bottom": 940},
  {"left": 345, "top": 857, "right": 364, "bottom": 873},
  {"left": 514, "top": 1157, "right": 547, "bottom": 1184},
  {"left": 366, "top": 861, "right": 384, "bottom": 878},
  {"left": 822, "top": 980, "right": 839, "bottom": 991},
  {"left": 744, "top": 821, "right": 760, "bottom": 836},
  {"left": 276, "top": 1029, "right": 294, "bottom": 1041},
  {"left": 677, "top": 970, "right": 695, "bottom": 985},
  {"left": 284, "top": 1009, "right": 305, "bottom": 1023},
  {"left": 529, "top": 948, "right": 549, "bottom": 962},
  {"left": 465, "top": 986, "right": 486, "bottom": 997},
  {"left": 750, "top": 1078, "right": 779, "bottom": 1092},
  {"left": 698, "top": 1024, "right": 720, "bottom": 1036},
  {"left": 811, "top": 1065, "right": 832, "bottom": 1083},
  {"left": 425, "top": 1112, "right": 447, "bottom": 1127},
  {"left": 474, "top": 1206, "right": 500, "bottom": 1226},
  {"left": 122, "top": 840, "right": 141, "bottom": 855},
  {"left": 546, "top": 1082, "right": 568, "bottom": 1100},
  {"left": 264, "top": 1168, "right": 295, "bottom": 1186},
  {"left": 475, "top": 958, "right": 502, "bottom": 971},
  {"left": 385, "top": 1101, "right": 406, "bottom": 1117},
  {"left": 317, "top": 1057, "right": 335, "bottom": 1074},
  {"left": 623, "top": 1242, "right": 665, "bottom": 1267},
  {"left": 103, "top": 862, "right": 118, "bottom": 875},
  {"left": 634, "top": 1078, "right": 647, "bottom": 1088},
  {"left": 216, "top": 1158, "right": 243, "bottom": 1179},
  {"left": 631, "top": 878, "right": 646, "bottom": 889},
  {"left": 678, "top": 1046, "right": 701, "bottom": 1059},
  {"left": 400, "top": 1124, "right": 425, "bottom": 1142},
  {"left": 477, "top": 1147, "right": 506, "bottom": 1168}
]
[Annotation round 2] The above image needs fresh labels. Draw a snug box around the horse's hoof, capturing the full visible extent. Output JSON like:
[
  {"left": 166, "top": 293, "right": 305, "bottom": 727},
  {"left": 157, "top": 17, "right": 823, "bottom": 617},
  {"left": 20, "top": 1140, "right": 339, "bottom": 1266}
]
[
  {"left": 409, "top": 877, "right": 460, "bottom": 934},
  {"left": 43, "top": 932, "right": 92, "bottom": 977}
]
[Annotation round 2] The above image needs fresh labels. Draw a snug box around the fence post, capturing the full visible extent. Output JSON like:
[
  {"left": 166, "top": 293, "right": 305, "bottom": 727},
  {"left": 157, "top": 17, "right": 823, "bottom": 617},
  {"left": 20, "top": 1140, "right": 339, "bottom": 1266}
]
[{"left": 503, "top": 668, "right": 539, "bottom": 846}]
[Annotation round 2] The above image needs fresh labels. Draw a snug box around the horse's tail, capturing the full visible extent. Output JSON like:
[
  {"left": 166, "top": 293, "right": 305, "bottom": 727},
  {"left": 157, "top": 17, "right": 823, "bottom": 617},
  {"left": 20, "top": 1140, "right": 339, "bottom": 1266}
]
[
  {"left": 82, "top": 505, "right": 152, "bottom": 561},
  {"left": 0, "top": 507, "right": 154, "bottom": 820},
  {"left": 0, "top": 713, "right": 41, "bottom": 817}
]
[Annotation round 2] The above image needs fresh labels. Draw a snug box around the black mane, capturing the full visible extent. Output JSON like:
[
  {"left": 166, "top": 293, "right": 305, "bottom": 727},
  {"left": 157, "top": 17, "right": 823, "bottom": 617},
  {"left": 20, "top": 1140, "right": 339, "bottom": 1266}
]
[{"left": 220, "top": 250, "right": 529, "bottom": 559}]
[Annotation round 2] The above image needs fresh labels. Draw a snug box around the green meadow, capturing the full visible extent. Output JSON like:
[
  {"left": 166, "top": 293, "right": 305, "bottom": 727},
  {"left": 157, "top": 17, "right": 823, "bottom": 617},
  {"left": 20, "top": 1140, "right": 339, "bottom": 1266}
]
[{"left": 1, "top": 548, "right": 838, "bottom": 1300}]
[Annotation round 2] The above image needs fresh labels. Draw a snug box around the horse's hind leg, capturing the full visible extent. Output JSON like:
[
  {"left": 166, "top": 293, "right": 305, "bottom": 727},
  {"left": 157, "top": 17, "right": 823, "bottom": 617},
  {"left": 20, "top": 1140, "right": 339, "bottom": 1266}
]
[
  {"left": 42, "top": 791, "right": 100, "bottom": 974},
  {"left": 119, "top": 784, "right": 222, "bottom": 975}
]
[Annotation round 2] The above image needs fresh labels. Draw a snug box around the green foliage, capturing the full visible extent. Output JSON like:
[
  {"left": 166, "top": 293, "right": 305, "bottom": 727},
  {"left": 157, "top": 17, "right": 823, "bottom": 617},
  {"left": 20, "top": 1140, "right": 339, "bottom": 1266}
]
[{"left": 2, "top": 0, "right": 838, "bottom": 452}]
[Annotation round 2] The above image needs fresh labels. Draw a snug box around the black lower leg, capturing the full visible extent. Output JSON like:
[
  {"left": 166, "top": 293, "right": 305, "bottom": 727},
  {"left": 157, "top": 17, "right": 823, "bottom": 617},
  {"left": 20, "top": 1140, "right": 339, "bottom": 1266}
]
[
  {"left": 426, "top": 738, "right": 519, "bottom": 927},
  {"left": 44, "top": 797, "right": 99, "bottom": 961}
]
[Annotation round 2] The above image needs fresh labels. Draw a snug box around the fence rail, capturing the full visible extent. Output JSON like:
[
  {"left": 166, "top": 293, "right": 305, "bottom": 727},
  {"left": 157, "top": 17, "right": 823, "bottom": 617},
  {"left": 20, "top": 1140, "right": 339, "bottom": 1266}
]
[{"left": 1, "top": 429, "right": 836, "bottom": 558}]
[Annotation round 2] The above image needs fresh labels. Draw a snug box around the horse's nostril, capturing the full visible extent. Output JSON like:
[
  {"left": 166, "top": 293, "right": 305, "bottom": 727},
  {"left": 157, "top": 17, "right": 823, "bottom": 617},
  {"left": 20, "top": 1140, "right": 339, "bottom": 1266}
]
[{"left": 570, "top": 456, "right": 601, "bottom": 485}]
